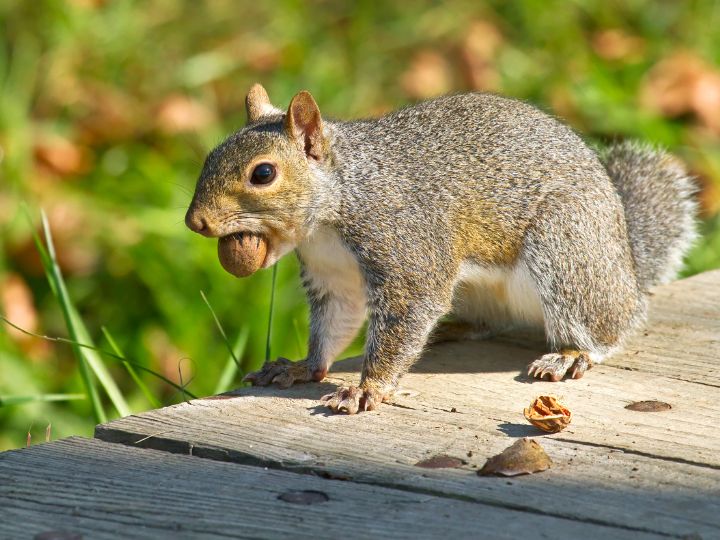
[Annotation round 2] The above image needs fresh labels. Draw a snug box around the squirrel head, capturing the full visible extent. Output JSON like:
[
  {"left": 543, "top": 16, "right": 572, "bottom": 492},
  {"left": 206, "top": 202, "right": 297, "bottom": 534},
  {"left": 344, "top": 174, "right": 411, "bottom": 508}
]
[{"left": 186, "top": 84, "right": 334, "bottom": 269}]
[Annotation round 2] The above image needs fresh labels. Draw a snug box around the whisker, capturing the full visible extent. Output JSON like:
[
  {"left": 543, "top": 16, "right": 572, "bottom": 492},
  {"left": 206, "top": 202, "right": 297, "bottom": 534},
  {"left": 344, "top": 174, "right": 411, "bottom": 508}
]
[{"left": 165, "top": 181, "right": 194, "bottom": 196}]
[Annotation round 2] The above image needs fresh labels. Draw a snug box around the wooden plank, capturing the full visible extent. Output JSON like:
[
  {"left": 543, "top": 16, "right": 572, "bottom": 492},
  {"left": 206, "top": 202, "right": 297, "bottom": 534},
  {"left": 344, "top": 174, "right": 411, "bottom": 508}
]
[
  {"left": 0, "top": 437, "right": 659, "bottom": 540},
  {"left": 95, "top": 371, "right": 720, "bottom": 537},
  {"left": 94, "top": 271, "right": 720, "bottom": 538},
  {"left": 614, "top": 270, "right": 720, "bottom": 386}
]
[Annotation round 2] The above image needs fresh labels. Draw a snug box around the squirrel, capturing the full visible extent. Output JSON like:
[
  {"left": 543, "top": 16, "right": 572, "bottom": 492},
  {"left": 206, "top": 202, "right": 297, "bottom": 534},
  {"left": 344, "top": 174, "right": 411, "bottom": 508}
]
[{"left": 186, "top": 83, "right": 697, "bottom": 414}]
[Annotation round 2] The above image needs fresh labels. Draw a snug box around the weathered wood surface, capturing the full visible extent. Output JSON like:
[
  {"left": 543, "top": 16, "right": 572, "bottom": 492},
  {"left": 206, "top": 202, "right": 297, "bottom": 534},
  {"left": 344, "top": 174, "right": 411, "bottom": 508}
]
[
  {"left": 616, "top": 269, "right": 720, "bottom": 386},
  {"left": 0, "top": 437, "right": 660, "bottom": 540},
  {"left": 94, "top": 270, "right": 720, "bottom": 539}
]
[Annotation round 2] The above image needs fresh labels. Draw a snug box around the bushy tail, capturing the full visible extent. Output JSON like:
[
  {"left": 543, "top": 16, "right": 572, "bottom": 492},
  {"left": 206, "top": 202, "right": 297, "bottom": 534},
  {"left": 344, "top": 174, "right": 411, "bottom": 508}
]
[{"left": 601, "top": 142, "right": 697, "bottom": 290}]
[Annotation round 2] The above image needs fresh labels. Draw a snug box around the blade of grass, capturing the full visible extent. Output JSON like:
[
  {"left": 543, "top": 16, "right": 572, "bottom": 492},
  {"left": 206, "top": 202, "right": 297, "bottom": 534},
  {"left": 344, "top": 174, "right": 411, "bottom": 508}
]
[
  {"left": 177, "top": 358, "right": 192, "bottom": 403},
  {"left": 1, "top": 316, "right": 198, "bottom": 399},
  {"left": 0, "top": 394, "right": 86, "bottom": 407},
  {"left": 22, "top": 207, "right": 107, "bottom": 423},
  {"left": 68, "top": 305, "right": 132, "bottom": 418},
  {"left": 265, "top": 264, "right": 278, "bottom": 362},
  {"left": 37, "top": 209, "right": 132, "bottom": 418},
  {"left": 163, "top": 358, "right": 197, "bottom": 404},
  {"left": 213, "top": 326, "right": 250, "bottom": 394},
  {"left": 200, "top": 290, "right": 241, "bottom": 371},
  {"left": 102, "top": 326, "right": 161, "bottom": 409}
]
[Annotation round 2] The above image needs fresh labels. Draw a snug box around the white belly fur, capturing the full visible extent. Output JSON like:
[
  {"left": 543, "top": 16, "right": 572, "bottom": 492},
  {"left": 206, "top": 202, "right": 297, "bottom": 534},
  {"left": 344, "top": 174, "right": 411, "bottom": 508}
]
[
  {"left": 297, "top": 226, "right": 366, "bottom": 304},
  {"left": 297, "top": 228, "right": 544, "bottom": 333},
  {"left": 453, "top": 260, "right": 545, "bottom": 328},
  {"left": 296, "top": 226, "right": 367, "bottom": 363}
]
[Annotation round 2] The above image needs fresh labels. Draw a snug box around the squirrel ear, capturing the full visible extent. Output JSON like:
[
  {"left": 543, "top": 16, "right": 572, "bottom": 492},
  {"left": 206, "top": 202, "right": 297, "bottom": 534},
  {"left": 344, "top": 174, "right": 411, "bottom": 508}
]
[
  {"left": 245, "top": 83, "right": 281, "bottom": 123},
  {"left": 284, "top": 91, "right": 325, "bottom": 161}
]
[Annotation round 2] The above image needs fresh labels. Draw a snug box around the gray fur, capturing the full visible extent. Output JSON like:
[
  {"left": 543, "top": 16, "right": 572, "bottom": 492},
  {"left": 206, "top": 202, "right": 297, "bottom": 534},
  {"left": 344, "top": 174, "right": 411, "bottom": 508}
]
[{"left": 601, "top": 141, "right": 698, "bottom": 289}]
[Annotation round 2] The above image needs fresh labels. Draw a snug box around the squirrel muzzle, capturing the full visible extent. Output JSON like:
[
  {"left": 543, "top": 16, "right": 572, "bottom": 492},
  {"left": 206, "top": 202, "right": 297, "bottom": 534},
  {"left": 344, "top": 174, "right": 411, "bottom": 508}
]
[{"left": 186, "top": 204, "right": 273, "bottom": 278}]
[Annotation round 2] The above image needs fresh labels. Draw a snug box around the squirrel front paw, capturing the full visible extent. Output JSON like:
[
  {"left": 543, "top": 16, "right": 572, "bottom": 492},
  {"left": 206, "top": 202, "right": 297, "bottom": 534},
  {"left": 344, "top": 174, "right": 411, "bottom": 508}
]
[
  {"left": 243, "top": 358, "right": 327, "bottom": 388},
  {"left": 320, "top": 384, "right": 391, "bottom": 414},
  {"left": 527, "top": 350, "right": 593, "bottom": 381}
]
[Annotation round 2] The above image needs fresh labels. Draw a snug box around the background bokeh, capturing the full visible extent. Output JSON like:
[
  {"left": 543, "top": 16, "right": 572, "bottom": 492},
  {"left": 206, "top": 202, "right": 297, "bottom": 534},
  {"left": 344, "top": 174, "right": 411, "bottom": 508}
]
[{"left": 1, "top": 0, "right": 719, "bottom": 450}]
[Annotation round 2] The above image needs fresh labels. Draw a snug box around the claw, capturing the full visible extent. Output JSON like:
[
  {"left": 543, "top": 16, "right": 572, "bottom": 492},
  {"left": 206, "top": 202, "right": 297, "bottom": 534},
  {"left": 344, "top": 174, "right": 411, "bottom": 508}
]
[
  {"left": 527, "top": 351, "right": 593, "bottom": 382},
  {"left": 337, "top": 399, "right": 357, "bottom": 415},
  {"left": 322, "top": 385, "right": 389, "bottom": 415},
  {"left": 243, "top": 358, "right": 313, "bottom": 388}
]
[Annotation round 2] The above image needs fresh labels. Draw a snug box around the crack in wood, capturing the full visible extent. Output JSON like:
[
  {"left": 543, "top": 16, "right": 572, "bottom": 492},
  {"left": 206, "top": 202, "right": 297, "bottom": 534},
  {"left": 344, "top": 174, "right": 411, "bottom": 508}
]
[{"left": 552, "top": 438, "right": 720, "bottom": 471}]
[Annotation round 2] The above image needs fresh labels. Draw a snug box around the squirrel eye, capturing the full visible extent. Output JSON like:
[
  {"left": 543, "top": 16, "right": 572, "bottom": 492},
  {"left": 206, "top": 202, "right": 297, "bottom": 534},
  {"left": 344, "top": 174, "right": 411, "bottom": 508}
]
[{"left": 250, "top": 163, "right": 276, "bottom": 185}]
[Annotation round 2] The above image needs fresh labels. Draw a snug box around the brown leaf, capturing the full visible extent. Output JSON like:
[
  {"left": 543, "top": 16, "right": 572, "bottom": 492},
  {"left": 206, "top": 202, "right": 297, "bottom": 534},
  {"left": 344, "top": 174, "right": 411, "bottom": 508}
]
[
  {"left": 478, "top": 438, "right": 552, "bottom": 477},
  {"left": 641, "top": 52, "right": 701, "bottom": 117},
  {"left": 0, "top": 272, "right": 51, "bottom": 358},
  {"left": 592, "top": 29, "right": 645, "bottom": 62},
  {"left": 459, "top": 20, "right": 502, "bottom": 91},
  {"left": 524, "top": 395, "right": 572, "bottom": 433},
  {"left": 1, "top": 273, "right": 38, "bottom": 339},
  {"left": 625, "top": 400, "right": 672, "bottom": 412},
  {"left": 155, "top": 95, "right": 215, "bottom": 134},
  {"left": 415, "top": 454, "right": 466, "bottom": 469},
  {"left": 641, "top": 52, "right": 720, "bottom": 133},
  {"left": 33, "top": 135, "right": 92, "bottom": 177},
  {"left": 144, "top": 328, "right": 190, "bottom": 385},
  {"left": 401, "top": 50, "right": 453, "bottom": 99},
  {"left": 692, "top": 70, "right": 720, "bottom": 133}
]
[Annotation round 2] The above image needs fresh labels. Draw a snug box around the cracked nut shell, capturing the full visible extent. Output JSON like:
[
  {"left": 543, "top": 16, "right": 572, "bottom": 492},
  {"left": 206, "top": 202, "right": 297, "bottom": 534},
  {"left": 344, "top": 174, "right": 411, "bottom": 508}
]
[{"left": 524, "top": 395, "right": 572, "bottom": 433}]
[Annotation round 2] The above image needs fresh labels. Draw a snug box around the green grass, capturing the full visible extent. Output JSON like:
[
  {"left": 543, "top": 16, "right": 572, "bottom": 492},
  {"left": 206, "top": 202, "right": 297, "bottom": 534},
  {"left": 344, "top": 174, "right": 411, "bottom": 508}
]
[{"left": 1, "top": 0, "right": 720, "bottom": 449}]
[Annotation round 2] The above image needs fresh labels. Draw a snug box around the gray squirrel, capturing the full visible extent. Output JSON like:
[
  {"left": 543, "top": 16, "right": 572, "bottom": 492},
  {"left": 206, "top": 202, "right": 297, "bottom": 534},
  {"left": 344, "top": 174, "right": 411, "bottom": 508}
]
[{"left": 185, "top": 84, "right": 696, "bottom": 414}]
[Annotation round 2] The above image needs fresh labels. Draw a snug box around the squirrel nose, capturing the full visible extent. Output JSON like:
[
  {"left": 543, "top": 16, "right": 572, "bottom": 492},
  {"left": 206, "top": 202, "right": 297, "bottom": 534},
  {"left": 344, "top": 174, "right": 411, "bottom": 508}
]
[{"left": 185, "top": 207, "right": 212, "bottom": 236}]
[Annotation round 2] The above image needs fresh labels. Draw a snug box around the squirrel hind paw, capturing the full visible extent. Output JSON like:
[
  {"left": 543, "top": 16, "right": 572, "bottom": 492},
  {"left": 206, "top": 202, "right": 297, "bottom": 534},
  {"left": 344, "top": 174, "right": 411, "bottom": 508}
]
[
  {"left": 527, "top": 351, "right": 593, "bottom": 382},
  {"left": 321, "top": 385, "right": 389, "bottom": 414}
]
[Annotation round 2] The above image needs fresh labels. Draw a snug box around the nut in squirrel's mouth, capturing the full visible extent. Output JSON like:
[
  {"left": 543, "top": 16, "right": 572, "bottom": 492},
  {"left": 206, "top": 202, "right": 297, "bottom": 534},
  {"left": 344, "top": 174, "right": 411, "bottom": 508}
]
[{"left": 217, "top": 232, "right": 270, "bottom": 278}]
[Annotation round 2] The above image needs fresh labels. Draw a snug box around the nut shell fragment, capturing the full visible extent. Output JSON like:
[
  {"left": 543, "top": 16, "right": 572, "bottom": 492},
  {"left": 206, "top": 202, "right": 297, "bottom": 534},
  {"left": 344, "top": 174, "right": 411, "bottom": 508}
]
[
  {"left": 478, "top": 438, "right": 552, "bottom": 477},
  {"left": 625, "top": 400, "right": 672, "bottom": 412},
  {"left": 524, "top": 395, "right": 572, "bottom": 433},
  {"left": 217, "top": 233, "right": 267, "bottom": 277}
]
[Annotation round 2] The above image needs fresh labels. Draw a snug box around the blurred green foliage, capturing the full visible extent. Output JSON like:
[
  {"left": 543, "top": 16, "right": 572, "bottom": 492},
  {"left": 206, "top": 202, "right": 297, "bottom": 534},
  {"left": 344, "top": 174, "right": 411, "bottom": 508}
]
[{"left": 1, "top": 0, "right": 719, "bottom": 450}]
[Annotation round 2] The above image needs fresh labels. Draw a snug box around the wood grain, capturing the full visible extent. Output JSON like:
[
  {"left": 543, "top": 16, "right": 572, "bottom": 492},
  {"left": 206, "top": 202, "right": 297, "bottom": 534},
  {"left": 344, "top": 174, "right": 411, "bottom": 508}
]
[{"left": 0, "top": 437, "right": 661, "bottom": 540}]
